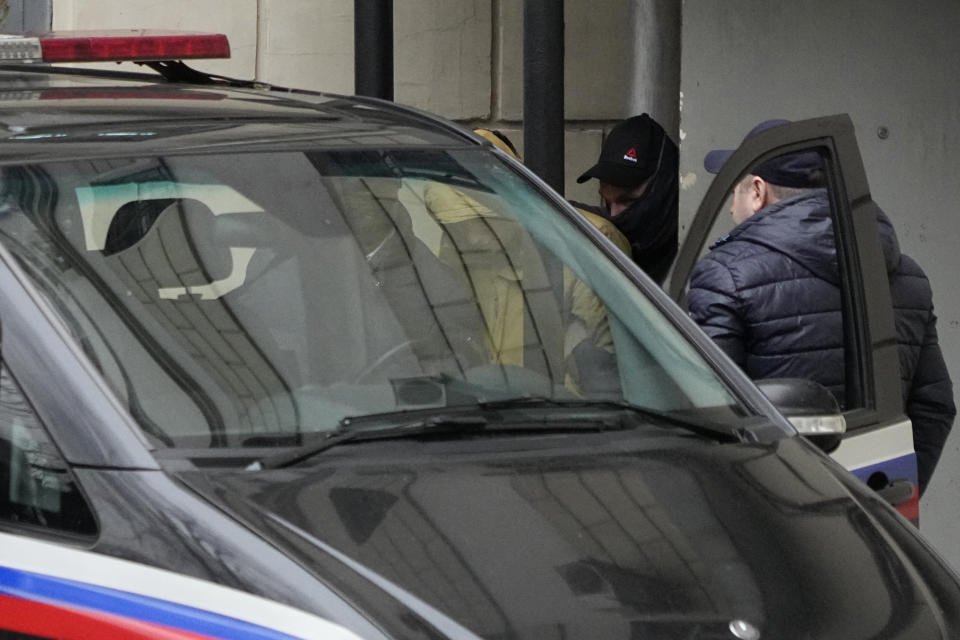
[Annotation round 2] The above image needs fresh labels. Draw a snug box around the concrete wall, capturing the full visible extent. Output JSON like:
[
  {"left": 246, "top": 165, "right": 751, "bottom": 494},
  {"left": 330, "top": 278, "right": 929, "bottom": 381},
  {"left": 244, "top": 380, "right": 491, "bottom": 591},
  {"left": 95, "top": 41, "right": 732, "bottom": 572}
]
[
  {"left": 50, "top": 0, "right": 680, "bottom": 205},
  {"left": 678, "top": 0, "right": 960, "bottom": 570},
  {"left": 494, "top": 1, "right": 680, "bottom": 202},
  {"left": 0, "top": 0, "right": 51, "bottom": 31}
]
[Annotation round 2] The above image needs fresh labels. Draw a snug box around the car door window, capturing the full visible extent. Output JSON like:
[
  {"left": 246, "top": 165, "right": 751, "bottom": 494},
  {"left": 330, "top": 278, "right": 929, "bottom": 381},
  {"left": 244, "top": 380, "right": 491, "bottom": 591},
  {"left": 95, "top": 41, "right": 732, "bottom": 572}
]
[{"left": 0, "top": 362, "right": 97, "bottom": 537}]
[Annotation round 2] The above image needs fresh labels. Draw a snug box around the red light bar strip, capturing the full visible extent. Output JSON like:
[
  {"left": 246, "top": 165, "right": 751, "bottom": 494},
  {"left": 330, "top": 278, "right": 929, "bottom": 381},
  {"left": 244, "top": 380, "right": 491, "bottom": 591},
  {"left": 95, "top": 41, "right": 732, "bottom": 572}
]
[{"left": 34, "top": 31, "right": 231, "bottom": 63}]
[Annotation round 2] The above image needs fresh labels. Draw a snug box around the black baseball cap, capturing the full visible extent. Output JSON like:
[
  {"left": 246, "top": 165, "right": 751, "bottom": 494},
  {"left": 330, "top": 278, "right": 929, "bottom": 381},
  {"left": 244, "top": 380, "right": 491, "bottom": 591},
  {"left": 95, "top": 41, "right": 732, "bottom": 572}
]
[
  {"left": 704, "top": 119, "right": 824, "bottom": 189},
  {"left": 577, "top": 114, "right": 668, "bottom": 187}
]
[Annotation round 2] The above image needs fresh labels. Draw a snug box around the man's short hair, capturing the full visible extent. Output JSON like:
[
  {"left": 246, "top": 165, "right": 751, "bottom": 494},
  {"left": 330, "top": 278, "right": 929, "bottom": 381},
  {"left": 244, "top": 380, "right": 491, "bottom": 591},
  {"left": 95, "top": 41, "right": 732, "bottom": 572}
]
[
  {"left": 765, "top": 181, "right": 819, "bottom": 201},
  {"left": 738, "top": 168, "right": 825, "bottom": 201}
]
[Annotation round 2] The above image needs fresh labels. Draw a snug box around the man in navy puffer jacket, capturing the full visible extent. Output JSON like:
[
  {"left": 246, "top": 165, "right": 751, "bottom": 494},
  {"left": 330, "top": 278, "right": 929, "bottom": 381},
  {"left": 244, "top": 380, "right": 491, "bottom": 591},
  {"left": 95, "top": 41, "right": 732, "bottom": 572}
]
[{"left": 688, "top": 120, "right": 954, "bottom": 495}]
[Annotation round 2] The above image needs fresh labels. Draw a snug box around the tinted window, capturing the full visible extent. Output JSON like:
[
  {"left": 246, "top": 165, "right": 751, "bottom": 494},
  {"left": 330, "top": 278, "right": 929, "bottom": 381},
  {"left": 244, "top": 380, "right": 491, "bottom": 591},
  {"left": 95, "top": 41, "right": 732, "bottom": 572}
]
[{"left": 0, "top": 365, "right": 96, "bottom": 536}]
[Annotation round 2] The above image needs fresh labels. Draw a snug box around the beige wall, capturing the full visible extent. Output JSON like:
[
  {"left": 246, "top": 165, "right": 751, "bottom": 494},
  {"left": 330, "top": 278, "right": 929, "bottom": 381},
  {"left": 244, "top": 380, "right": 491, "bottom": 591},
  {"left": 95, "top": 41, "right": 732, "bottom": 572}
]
[{"left": 51, "top": 0, "right": 679, "bottom": 203}]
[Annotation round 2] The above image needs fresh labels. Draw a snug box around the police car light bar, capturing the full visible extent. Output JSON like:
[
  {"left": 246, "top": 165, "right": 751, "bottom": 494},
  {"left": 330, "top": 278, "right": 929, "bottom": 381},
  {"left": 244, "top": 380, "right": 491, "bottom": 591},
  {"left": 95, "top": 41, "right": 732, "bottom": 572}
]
[{"left": 0, "top": 30, "right": 230, "bottom": 64}]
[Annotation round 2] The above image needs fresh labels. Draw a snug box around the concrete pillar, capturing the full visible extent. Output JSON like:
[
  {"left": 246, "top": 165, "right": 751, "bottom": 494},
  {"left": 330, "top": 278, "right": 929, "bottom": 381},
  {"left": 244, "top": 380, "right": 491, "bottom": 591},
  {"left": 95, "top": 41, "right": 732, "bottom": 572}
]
[{"left": 0, "top": 0, "right": 52, "bottom": 32}]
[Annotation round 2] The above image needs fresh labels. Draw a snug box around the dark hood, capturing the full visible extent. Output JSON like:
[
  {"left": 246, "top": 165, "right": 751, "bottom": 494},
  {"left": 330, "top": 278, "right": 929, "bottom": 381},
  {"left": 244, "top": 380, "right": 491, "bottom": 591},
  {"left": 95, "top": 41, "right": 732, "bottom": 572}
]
[
  {"left": 571, "top": 131, "right": 679, "bottom": 284},
  {"left": 719, "top": 189, "right": 902, "bottom": 284},
  {"left": 178, "top": 433, "right": 957, "bottom": 639}
]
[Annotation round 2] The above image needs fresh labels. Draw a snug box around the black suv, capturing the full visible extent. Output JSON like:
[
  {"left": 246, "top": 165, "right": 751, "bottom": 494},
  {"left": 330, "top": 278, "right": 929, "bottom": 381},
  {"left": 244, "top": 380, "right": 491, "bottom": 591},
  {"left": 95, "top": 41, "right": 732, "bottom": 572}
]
[{"left": 0, "top": 31, "right": 957, "bottom": 640}]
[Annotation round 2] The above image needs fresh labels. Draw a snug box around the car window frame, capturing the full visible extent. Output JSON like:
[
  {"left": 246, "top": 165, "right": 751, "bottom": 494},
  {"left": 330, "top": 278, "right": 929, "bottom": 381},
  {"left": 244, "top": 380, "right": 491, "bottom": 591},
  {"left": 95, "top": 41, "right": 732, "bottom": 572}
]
[{"left": 0, "top": 244, "right": 158, "bottom": 469}]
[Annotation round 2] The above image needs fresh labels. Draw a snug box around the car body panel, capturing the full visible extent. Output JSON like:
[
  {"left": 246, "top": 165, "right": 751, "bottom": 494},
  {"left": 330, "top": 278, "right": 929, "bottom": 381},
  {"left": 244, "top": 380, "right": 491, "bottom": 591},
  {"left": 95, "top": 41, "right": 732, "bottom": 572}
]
[
  {"left": 0, "top": 69, "right": 469, "bottom": 162},
  {"left": 176, "top": 433, "right": 951, "bottom": 639},
  {"left": 831, "top": 419, "right": 919, "bottom": 520},
  {"left": 0, "top": 532, "right": 363, "bottom": 640}
]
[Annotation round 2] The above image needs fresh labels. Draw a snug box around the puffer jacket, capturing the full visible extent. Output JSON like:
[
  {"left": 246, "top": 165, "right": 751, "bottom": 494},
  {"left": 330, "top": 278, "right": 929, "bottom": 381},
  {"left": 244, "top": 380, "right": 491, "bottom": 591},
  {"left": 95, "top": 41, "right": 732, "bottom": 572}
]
[{"left": 688, "top": 189, "right": 955, "bottom": 492}]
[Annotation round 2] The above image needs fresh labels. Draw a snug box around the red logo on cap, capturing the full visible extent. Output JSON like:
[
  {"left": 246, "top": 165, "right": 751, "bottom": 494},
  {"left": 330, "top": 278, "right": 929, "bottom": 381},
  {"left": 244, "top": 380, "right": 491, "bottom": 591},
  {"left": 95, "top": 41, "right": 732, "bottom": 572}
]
[{"left": 624, "top": 148, "right": 638, "bottom": 163}]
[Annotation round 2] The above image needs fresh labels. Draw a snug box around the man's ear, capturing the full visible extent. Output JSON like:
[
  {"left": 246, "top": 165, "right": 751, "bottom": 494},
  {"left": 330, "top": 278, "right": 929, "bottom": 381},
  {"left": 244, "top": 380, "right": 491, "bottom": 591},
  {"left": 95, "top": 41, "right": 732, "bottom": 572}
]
[{"left": 750, "top": 176, "right": 770, "bottom": 213}]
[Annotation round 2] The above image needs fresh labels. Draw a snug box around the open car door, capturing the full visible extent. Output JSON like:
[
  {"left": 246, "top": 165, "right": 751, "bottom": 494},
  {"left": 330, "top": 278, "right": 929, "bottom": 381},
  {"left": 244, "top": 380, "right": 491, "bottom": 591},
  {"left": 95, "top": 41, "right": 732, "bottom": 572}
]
[{"left": 669, "top": 114, "right": 919, "bottom": 522}]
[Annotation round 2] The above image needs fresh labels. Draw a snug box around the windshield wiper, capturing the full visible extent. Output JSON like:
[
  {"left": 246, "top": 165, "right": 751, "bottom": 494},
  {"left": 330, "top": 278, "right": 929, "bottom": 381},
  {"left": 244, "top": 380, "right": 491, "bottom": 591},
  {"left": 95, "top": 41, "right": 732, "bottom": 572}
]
[
  {"left": 248, "top": 401, "right": 640, "bottom": 471},
  {"left": 477, "top": 397, "right": 745, "bottom": 442},
  {"left": 247, "top": 398, "right": 745, "bottom": 471},
  {"left": 248, "top": 413, "right": 490, "bottom": 470}
]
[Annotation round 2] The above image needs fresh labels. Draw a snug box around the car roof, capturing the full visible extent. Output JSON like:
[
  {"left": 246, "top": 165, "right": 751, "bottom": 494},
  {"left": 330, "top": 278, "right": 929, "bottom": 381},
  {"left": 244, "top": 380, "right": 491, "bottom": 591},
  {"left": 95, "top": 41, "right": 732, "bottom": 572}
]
[{"left": 0, "top": 64, "right": 478, "bottom": 163}]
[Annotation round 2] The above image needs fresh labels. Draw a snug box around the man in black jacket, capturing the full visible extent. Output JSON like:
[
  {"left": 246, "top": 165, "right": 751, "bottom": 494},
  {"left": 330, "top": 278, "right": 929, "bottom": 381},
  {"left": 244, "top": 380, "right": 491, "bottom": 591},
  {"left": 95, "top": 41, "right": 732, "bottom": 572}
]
[
  {"left": 688, "top": 119, "right": 954, "bottom": 495},
  {"left": 574, "top": 114, "right": 678, "bottom": 283}
]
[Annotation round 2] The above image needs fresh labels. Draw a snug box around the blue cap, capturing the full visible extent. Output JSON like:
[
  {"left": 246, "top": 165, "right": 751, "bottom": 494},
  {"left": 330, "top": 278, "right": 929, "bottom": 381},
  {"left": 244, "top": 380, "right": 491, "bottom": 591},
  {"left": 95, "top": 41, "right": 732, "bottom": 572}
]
[{"left": 704, "top": 119, "right": 823, "bottom": 189}]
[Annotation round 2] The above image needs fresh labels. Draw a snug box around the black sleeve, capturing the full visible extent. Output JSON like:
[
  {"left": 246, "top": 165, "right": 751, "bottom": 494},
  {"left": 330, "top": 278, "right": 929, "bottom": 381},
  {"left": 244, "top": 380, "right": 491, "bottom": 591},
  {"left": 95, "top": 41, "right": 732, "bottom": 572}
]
[{"left": 906, "top": 308, "right": 956, "bottom": 494}]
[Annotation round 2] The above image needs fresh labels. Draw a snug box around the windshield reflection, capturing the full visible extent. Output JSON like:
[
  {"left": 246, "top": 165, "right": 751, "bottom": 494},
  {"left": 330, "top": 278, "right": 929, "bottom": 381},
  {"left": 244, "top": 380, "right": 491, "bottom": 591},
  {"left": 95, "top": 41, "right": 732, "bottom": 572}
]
[{"left": 0, "top": 149, "right": 744, "bottom": 449}]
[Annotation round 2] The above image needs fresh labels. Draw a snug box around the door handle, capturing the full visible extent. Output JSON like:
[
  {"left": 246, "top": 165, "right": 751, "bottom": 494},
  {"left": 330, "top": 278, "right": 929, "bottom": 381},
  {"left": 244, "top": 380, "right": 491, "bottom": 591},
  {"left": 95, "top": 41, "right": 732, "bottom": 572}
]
[{"left": 875, "top": 478, "right": 915, "bottom": 507}]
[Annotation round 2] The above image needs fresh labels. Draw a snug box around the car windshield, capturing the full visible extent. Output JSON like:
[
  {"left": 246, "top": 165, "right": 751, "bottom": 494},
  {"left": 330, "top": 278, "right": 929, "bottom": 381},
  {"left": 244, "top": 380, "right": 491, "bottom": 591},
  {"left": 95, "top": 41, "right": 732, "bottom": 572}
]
[{"left": 0, "top": 147, "right": 747, "bottom": 449}]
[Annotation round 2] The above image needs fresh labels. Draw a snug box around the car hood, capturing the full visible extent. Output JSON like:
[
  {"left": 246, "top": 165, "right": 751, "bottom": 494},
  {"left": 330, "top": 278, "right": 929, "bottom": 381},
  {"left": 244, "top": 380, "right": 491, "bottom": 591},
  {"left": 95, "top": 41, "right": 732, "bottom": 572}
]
[{"left": 177, "top": 432, "right": 955, "bottom": 639}]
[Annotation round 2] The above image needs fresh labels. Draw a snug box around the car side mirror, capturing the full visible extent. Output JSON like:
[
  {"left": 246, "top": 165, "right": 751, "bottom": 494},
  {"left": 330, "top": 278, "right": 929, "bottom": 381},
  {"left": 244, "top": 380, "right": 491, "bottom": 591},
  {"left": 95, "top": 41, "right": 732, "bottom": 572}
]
[{"left": 755, "top": 378, "right": 845, "bottom": 453}]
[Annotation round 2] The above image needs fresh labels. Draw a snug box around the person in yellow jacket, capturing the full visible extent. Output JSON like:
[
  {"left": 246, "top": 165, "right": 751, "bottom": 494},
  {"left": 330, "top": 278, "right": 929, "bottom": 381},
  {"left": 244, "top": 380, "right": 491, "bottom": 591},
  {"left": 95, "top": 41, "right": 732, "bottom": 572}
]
[
  {"left": 473, "top": 128, "right": 632, "bottom": 259},
  {"left": 419, "top": 129, "right": 624, "bottom": 395},
  {"left": 424, "top": 182, "right": 528, "bottom": 366}
]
